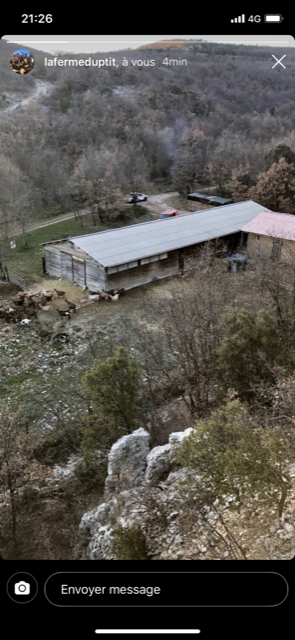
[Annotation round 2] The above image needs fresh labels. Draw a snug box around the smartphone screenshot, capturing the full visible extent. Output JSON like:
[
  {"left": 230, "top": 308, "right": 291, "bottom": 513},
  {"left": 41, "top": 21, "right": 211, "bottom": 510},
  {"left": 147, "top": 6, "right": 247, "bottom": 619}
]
[{"left": 0, "top": 9, "right": 293, "bottom": 639}]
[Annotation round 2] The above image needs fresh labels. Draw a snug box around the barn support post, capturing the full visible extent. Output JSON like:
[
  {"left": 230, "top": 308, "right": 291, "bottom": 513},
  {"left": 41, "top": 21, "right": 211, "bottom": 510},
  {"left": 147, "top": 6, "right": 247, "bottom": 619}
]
[{"left": 179, "top": 248, "right": 184, "bottom": 273}]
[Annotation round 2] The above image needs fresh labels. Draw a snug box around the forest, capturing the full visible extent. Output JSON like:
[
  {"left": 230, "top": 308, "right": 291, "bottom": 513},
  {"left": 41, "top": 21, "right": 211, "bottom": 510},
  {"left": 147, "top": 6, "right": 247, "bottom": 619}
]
[{"left": 1, "top": 39, "right": 295, "bottom": 245}]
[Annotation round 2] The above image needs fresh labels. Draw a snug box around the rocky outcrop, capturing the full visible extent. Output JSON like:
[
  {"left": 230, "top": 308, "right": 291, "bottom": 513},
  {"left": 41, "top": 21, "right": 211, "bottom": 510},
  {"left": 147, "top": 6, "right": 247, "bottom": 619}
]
[
  {"left": 145, "top": 444, "right": 172, "bottom": 485},
  {"left": 79, "top": 426, "right": 184, "bottom": 559},
  {"left": 80, "top": 502, "right": 117, "bottom": 560},
  {"left": 105, "top": 428, "right": 150, "bottom": 494},
  {"left": 79, "top": 427, "right": 295, "bottom": 561}
]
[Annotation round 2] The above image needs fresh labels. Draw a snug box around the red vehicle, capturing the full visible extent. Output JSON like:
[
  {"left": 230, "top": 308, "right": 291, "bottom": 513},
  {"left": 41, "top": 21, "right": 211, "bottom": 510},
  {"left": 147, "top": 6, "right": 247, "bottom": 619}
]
[{"left": 158, "top": 209, "right": 179, "bottom": 220}]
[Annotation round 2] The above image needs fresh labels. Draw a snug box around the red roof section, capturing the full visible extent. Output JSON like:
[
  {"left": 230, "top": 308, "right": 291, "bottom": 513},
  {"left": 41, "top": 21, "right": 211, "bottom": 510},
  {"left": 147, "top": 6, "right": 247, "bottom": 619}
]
[{"left": 242, "top": 211, "right": 295, "bottom": 241}]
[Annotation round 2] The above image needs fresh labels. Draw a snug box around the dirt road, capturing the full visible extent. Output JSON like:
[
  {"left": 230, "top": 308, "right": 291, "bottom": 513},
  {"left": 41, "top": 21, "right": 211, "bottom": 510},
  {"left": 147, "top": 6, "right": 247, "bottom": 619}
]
[
  {"left": 9, "top": 208, "right": 91, "bottom": 237},
  {"left": 10, "top": 193, "right": 185, "bottom": 238},
  {"left": 139, "top": 191, "right": 180, "bottom": 216},
  {"left": 4, "top": 79, "right": 53, "bottom": 114},
  {"left": 139, "top": 192, "right": 211, "bottom": 216}
]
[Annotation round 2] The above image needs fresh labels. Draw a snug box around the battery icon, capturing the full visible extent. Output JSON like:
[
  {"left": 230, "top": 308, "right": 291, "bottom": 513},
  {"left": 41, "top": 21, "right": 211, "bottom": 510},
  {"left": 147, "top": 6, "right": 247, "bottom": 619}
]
[{"left": 264, "top": 14, "right": 284, "bottom": 22}]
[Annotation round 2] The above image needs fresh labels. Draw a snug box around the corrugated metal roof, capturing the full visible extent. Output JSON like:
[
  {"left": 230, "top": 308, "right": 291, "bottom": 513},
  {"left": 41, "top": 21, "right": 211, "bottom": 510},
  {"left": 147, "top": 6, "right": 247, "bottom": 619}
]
[
  {"left": 48, "top": 243, "right": 90, "bottom": 259},
  {"left": 242, "top": 211, "right": 295, "bottom": 241},
  {"left": 68, "top": 200, "right": 270, "bottom": 268}
]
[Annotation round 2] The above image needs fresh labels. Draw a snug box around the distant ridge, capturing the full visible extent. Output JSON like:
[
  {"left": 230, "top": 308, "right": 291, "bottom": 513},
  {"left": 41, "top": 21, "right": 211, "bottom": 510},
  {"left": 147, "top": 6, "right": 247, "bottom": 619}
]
[{"left": 136, "top": 39, "right": 202, "bottom": 50}]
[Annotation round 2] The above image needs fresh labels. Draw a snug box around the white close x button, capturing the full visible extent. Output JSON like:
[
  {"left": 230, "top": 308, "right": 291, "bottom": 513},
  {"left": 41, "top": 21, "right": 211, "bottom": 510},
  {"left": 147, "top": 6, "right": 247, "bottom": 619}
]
[{"left": 272, "top": 54, "right": 286, "bottom": 69}]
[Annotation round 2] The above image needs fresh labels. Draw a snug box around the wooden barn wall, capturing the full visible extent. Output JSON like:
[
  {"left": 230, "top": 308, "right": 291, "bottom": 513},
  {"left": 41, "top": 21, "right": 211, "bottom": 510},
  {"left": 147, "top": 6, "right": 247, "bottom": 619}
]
[
  {"left": 45, "top": 246, "right": 61, "bottom": 278},
  {"left": 73, "top": 257, "right": 86, "bottom": 286},
  {"left": 45, "top": 246, "right": 106, "bottom": 290},
  {"left": 105, "top": 250, "right": 179, "bottom": 291},
  {"left": 85, "top": 260, "right": 106, "bottom": 291},
  {"left": 60, "top": 251, "right": 74, "bottom": 282}
]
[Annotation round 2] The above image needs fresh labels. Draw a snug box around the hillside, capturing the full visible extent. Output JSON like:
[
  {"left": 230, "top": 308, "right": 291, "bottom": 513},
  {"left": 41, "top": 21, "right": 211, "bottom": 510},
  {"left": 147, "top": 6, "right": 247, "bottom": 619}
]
[
  {"left": 136, "top": 38, "right": 201, "bottom": 49},
  {"left": 1, "top": 39, "right": 295, "bottom": 218}
]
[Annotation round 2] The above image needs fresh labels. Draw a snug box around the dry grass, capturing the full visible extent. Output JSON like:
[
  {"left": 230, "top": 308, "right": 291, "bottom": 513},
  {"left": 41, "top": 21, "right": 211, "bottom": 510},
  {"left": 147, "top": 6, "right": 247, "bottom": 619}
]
[{"left": 26, "top": 277, "right": 85, "bottom": 304}]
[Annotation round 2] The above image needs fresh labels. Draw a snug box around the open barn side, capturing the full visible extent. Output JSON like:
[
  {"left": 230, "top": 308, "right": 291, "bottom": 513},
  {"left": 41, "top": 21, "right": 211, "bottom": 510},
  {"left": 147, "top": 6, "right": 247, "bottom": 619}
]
[{"left": 105, "top": 250, "right": 179, "bottom": 291}]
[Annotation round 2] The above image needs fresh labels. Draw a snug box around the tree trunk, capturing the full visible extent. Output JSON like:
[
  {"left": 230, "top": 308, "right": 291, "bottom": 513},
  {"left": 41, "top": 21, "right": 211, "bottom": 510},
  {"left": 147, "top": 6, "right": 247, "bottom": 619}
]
[
  {"left": 144, "top": 371, "right": 157, "bottom": 446},
  {"left": 21, "top": 220, "right": 28, "bottom": 249},
  {"left": 278, "top": 483, "right": 288, "bottom": 519},
  {"left": 6, "top": 466, "right": 17, "bottom": 551},
  {"left": 75, "top": 209, "right": 84, "bottom": 228},
  {"left": 4, "top": 216, "right": 9, "bottom": 239},
  {"left": 91, "top": 206, "right": 98, "bottom": 227}
]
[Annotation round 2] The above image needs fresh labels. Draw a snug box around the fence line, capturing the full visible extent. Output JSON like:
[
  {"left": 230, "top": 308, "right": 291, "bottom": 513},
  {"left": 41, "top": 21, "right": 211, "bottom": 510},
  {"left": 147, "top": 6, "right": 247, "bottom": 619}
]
[{"left": 3, "top": 267, "right": 27, "bottom": 290}]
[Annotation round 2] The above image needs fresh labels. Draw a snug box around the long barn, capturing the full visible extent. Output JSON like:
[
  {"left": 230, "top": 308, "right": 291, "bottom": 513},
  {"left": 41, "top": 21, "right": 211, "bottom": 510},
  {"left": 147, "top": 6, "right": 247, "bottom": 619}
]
[{"left": 44, "top": 200, "right": 269, "bottom": 292}]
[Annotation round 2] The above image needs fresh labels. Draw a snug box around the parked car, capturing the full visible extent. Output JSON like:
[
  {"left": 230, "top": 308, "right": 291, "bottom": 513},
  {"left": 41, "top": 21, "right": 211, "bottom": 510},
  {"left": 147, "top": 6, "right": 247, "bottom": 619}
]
[
  {"left": 127, "top": 192, "right": 148, "bottom": 203},
  {"left": 158, "top": 209, "right": 179, "bottom": 220}
]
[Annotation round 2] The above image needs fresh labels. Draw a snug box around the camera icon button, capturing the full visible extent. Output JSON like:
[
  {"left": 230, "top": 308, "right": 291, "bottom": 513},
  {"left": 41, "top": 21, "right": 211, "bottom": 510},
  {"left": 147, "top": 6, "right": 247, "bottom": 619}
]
[{"left": 6, "top": 573, "right": 38, "bottom": 603}]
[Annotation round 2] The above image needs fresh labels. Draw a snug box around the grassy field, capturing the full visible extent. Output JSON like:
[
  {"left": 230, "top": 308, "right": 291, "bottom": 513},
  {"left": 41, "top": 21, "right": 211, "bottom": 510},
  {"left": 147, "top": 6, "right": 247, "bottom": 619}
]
[
  {"left": 38, "top": 204, "right": 70, "bottom": 220},
  {"left": 3, "top": 214, "right": 99, "bottom": 281}
]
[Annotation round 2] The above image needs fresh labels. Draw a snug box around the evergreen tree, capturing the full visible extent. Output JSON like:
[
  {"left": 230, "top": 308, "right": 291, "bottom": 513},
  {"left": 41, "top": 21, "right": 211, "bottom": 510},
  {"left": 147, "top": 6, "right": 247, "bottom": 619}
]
[{"left": 174, "top": 400, "right": 291, "bottom": 517}]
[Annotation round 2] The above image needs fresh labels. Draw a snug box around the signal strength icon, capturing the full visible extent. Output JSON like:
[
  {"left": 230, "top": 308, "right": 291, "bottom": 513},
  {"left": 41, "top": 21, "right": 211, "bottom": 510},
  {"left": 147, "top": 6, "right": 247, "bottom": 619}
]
[{"left": 231, "top": 14, "right": 245, "bottom": 23}]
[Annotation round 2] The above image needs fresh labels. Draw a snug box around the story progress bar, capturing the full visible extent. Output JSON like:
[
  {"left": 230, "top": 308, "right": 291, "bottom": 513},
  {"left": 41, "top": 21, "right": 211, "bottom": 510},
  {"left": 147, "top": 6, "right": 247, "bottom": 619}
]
[{"left": 94, "top": 631, "right": 201, "bottom": 635}]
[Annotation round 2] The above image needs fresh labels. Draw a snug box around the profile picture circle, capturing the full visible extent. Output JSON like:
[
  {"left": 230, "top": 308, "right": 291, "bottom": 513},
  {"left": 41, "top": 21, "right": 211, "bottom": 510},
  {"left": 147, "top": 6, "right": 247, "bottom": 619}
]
[{"left": 10, "top": 49, "right": 35, "bottom": 75}]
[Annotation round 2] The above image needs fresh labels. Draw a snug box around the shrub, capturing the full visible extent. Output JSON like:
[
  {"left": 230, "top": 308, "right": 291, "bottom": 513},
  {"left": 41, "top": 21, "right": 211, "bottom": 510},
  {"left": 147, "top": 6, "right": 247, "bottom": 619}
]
[
  {"left": 174, "top": 400, "right": 291, "bottom": 517},
  {"left": 111, "top": 526, "right": 150, "bottom": 560}
]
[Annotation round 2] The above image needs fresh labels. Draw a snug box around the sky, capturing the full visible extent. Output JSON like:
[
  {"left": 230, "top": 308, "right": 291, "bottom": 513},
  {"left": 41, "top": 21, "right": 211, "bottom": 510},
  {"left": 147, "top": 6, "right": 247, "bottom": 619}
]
[{"left": 2, "top": 35, "right": 294, "bottom": 54}]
